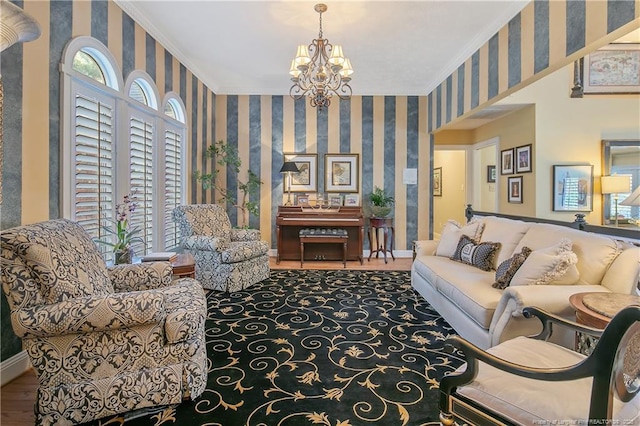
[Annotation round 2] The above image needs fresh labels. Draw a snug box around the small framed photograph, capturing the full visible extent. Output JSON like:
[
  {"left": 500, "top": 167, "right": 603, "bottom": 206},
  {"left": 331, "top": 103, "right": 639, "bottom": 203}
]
[
  {"left": 295, "top": 194, "right": 309, "bottom": 206},
  {"left": 553, "top": 164, "right": 593, "bottom": 212},
  {"left": 328, "top": 194, "right": 343, "bottom": 206},
  {"left": 501, "top": 148, "right": 514, "bottom": 175},
  {"left": 325, "top": 153, "right": 359, "bottom": 193},
  {"left": 583, "top": 43, "right": 640, "bottom": 94},
  {"left": 487, "top": 165, "right": 496, "bottom": 183},
  {"left": 284, "top": 153, "right": 318, "bottom": 193},
  {"left": 515, "top": 144, "right": 532, "bottom": 173},
  {"left": 433, "top": 167, "right": 442, "bottom": 197},
  {"left": 507, "top": 176, "right": 523, "bottom": 203},
  {"left": 344, "top": 194, "right": 360, "bottom": 206}
]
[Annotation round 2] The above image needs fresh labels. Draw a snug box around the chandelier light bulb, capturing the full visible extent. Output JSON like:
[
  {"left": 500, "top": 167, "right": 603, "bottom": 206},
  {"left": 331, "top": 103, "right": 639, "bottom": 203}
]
[{"left": 328, "top": 45, "right": 345, "bottom": 66}]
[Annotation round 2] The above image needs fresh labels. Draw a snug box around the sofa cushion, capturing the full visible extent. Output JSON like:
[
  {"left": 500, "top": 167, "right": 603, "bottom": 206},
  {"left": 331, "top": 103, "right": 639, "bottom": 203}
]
[
  {"left": 493, "top": 247, "right": 532, "bottom": 290},
  {"left": 436, "top": 219, "right": 484, "bottom": 258},
  {"left": 602, "top": 246, "right": 640, "bottom": 294},
  {"left": 451, "top": 235, "right": 501, "bottom": 272},
  {"left": 513, "top": 223, "right": 620, "bottom": 285},
  {"left": 479, "top": 216, "right": 531, "bottom": 267},
  {"left": 510, "top": 239, "right": 578, "bottom": 287}
]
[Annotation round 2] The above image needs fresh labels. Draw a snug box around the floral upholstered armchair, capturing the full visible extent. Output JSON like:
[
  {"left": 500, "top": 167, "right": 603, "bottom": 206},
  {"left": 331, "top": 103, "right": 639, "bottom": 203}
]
[
  {"left": 0, "top": 219, "right": 208, "bottom": 426},
  {"left": 173, "top": 204, "right": 270, "bottom": 292}
]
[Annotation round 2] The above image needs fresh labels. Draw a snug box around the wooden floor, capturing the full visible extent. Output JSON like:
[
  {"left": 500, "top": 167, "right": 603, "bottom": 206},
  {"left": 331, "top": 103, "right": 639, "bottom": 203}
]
[{"left": 0, "top": 257, "right": 412, "bottom": 425}]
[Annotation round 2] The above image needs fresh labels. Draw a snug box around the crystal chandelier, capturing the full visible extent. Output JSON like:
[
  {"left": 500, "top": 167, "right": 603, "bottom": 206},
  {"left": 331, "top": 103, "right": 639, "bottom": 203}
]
[{"left": 289, "top": 3, "right": 353, "bottom": 111}]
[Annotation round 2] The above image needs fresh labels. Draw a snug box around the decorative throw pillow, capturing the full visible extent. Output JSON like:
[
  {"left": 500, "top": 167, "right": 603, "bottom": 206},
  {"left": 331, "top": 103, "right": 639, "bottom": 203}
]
[
  {"left": 493, "top": 247, "right": 533, "bottom": 289},
  {"left": 451, "top": 235, "right": 501, "bottom": 271},
  {"left": 436, "top": 219, "right": 485, "bottom": 258},
  {"left": 510, "top": 238, "right": 578, "bottom": 286}
]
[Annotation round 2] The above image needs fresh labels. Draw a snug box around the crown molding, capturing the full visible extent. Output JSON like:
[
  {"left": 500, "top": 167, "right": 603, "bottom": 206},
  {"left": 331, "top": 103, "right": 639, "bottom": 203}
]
[{"left": 113, "top": 0, "right": 220, "bottom": 94}]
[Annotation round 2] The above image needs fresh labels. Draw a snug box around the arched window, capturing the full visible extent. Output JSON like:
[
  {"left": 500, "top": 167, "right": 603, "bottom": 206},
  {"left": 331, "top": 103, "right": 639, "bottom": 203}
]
[{"left": 61, "top": 37, "right": 187, "bottom": 261}]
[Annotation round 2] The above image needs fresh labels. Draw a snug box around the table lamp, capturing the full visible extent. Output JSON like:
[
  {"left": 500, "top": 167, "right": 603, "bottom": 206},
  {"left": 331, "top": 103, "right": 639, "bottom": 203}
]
[
  {"left": 601, "top": 174, "right": 631, "bottom": 226},
  {"left": 280, "top": 161, "right": 300, "bottom": 206}
]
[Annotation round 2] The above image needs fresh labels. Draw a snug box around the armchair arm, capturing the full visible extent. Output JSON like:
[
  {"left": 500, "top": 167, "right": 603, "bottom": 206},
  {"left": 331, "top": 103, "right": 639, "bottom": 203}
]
[
  {"left": 488, "top": 284, "right": 608, "bottom": 346},
  {"left": 10, "top": 290, "right": 166, "bottom": 339},
  {"left": 231, "top": 228, "right": 261, "bottom": 242},
  {"left": 108, "top": 262, "right": 173, "bottom": 292},
  {"left": 413, "top": 239, "right": 439, "bottom": 258},
  {"left": 182, "top": 235, "right": 223, "bottom": 251}
]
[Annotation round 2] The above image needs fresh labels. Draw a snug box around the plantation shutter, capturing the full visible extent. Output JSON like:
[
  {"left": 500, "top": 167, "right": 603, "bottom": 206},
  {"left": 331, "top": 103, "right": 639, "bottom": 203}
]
[
  {"left": 129, "top": 116, "right": 154, "bottom": 255},
  {"left": 164, "top": 128, "right": 182, "bottom": 249},
  {"left": 74, "top": 93, "right": 114, "bottom": 257}
]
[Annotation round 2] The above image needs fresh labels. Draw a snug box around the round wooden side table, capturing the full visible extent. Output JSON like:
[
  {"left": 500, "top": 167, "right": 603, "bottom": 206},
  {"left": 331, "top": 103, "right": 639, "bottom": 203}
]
[
  {"left": 170, "top": 253, "right": 196, "bottom": 279},
  {"left": 367, "top": 217, "right": 395, "bottom": 264}
]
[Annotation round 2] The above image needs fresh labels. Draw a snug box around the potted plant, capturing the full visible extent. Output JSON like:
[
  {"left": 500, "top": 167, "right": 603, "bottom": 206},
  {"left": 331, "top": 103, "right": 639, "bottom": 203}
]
[
  {"left": 94, "top": 193, "right": 143, "bottom": 264},
  {"left": 368, "top": 186, "right": 394, "bottom": 217}
]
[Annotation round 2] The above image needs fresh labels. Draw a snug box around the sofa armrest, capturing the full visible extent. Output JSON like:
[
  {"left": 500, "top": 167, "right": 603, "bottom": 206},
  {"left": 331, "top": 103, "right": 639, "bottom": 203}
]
[
  {"left": 231, "top": 228, "right": 261, "bottom": 242},
  {"left": 489, "top": 284, "right": 609, "bottom": 347},
  {"left": 109, "top": 262, "right": 173, "bottom": 292},
  {"left": 183, "top": 235, "right": 223, "bottom": 251},
  {"left": 413, "top": 240, "right": 439, "bottom": 258},
  {"left": 10, "top": 290, "right": 166, "bottom": 339}
]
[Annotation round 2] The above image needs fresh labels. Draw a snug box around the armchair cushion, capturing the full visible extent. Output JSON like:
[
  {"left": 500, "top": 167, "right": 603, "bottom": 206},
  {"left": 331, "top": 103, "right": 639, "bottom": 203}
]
[
  {"left": 14, "top": 219, "right": 113, "bottom": 303},
  {"left": 108, "top": 261, "right": 173, "bottom": 292},
  {"left": 221, "top": 241, "right": 270, "bottom": 264},
  {"left": 231, "top": 228, "right": 261, "bottom": 242},
  {"left": 182, "top": 235, "right": 224, "bottom": 252}
]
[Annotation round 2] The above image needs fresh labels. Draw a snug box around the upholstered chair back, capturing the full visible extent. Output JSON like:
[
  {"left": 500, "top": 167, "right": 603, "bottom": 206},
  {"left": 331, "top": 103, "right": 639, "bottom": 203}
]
[
  {"left": 173, "top": 204, "right": 232, "bottom": 247},
  {"left": 1, "top": 219, "right": 113, "bottom": 311}
]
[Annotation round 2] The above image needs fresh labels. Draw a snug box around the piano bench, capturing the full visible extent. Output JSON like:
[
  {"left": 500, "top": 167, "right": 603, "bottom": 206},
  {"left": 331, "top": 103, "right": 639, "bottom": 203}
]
[{"left": 298, "top": 228, "right": 348, "bottom": 268}]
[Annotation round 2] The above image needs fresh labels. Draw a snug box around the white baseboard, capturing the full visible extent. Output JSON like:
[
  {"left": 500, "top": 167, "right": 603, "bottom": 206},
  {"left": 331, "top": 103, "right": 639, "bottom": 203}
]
[{"left": 1, "top": 350, "right": 31, "bottom": 386}]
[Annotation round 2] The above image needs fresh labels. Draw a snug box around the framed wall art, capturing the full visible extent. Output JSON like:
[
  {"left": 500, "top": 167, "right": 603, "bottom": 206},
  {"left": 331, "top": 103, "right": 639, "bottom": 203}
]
[
  {"left": 325, "top": 153, "right": 359, "bottom": 193},
  {"left": 433, "top": 167, "right": 442, "bottom": 196},
  {"left": 284, "top": 153, "right": 317, "bottom": 193},
  {"left": 295, "top": 194, "right": 309, "bottom": 206},
  {"left": 487, "top": 165, "right": 496, "bottom": 183},
  {"left": 515, "top": 144, "right": 532, "bottom": 173},
  {"left": 501, "top": 148, "right": 514, "bottom": 175},
  {"left": 583, "top": 43, "right": 640, "bottom": 94},
  {"left": 328, "top": 194, "right": 343, "bottom": 206},
  {"left": 507, "top": 176, "right": 523, "bottom": 203},
  {"left": 553, "top": 164, "right": 594, "bottom": 212}
]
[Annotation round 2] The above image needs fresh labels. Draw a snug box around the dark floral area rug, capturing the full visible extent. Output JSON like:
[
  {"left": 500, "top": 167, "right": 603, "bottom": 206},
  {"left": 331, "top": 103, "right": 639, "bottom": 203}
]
[{"left": 88, "top": 269, "right": 464, "bottom": 426}]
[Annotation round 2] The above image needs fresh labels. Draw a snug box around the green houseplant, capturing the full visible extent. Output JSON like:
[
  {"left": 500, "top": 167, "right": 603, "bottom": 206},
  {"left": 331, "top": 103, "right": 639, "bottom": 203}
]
[
  {"left": 94, "top": 193, "right": 143, "bottom": 264},
  {"left": 368, "top": 186, "right": 394, "bottom": 218},
  {"left": 194, "top": 140, "right": 263, "bottom": 228}
]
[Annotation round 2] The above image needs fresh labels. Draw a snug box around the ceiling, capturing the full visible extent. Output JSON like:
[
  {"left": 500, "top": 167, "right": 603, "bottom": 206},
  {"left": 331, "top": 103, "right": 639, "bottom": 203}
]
[{"left": 115, "top": 0, "right": 529, "bottom": 97}]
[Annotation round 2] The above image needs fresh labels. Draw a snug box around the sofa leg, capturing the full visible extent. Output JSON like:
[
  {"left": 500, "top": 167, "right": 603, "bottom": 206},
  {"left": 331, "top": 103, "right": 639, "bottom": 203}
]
[{"left": 439, "top": 411, "right": 455, "bottom": 426}]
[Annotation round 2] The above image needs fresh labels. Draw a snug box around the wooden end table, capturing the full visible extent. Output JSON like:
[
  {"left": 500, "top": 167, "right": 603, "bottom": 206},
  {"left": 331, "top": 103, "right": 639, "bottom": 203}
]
[
  {"left": 367, "top": 217, "right": 395, "bottom": 264},
  {"left": 170, "top": 253, "right": 196, "bottom": 279}
]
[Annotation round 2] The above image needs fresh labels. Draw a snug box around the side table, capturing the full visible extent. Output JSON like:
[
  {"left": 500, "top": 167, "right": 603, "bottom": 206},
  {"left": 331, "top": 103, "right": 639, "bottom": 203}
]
[
  {"left": 170, "top": 253, "right": 196, "bottom": 279},
  {"left": 367, "top": 217, "right": 395, "bottom": 264},
  {"left": 569, "top": 291, "right": 640, "bottom": 354}
]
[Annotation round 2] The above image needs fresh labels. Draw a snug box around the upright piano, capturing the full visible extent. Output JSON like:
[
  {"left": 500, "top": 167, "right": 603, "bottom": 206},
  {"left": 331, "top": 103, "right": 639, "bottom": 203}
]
[{"left": 276, "top": 205, "right": 364, "bottom": 264}]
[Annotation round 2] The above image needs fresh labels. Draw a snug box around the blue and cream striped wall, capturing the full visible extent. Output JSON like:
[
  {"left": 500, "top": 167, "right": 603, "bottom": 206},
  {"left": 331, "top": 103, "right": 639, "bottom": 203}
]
[{"left": 426, "top": 0, "right": 639, "bottom": 133}]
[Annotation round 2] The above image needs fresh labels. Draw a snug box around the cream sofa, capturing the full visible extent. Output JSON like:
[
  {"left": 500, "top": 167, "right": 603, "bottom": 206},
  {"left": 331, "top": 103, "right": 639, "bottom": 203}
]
[{"left": 411, "top": 215, "right": 640, "bottom": 349}]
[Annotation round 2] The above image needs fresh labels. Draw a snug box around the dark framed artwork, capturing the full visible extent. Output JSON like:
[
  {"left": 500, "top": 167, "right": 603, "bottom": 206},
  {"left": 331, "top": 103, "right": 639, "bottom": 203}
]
[
  {"left": 487, "top": 165, "right": 496, "bottom": 183},
  {"left": 284, "top": 153, "right": 318, "bottom": 193},
  {"left": 501, "top": 148, "right": 514, "bottom": 175},
  {"left": 325, "top": 153, "right": 359, "bottom": 193},
  {"left": 507, "top": 176, "right": 523, "bottom": 203},
  {"left": 515, "top": 144, "right": 532, "bottom": 173},
  {"left": 553, "top": 164, "right": 594, "bottom": 212},
  {"left": 433, "top": 167, "right": 442, "bottom": 196}
]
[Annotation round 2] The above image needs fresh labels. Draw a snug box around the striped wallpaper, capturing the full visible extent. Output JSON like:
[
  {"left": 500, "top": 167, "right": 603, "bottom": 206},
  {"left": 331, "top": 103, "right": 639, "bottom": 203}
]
[{"left": 427, "top": 0, "right": 639, "bottom": 133}]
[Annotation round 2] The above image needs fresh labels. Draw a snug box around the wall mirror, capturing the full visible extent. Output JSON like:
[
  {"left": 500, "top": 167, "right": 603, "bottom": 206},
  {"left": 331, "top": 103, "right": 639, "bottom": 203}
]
[{"left": 601, "top": 139, "right": 640, "bottom": 227}]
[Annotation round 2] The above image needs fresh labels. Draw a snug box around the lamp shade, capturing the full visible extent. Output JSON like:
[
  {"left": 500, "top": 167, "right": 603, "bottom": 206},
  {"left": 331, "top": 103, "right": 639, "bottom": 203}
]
[
  {"left": 620, "top": 185, "right": 640, "bottom": 206},
  {"left": 280, "top": 161, "right": 300, "bottom": 173},
  {"left": 601, "top": 175, "right": 631, "bottom": 194}
]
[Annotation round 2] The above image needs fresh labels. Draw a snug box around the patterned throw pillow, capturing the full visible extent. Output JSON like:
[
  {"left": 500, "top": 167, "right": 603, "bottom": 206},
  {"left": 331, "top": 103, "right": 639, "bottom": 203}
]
[
  {"left": 451, "top": 235, "right": 501, "bottom": 271},
  {"left": 436, "top": 219, "right": 485, "bottom": 258},
  {"left": 493, "top": 247, "right": 533, "bottom": 289}
]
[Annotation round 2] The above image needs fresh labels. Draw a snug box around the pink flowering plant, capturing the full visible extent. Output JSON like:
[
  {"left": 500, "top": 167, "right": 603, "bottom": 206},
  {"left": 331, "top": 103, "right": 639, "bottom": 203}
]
[{"left": 95, "top": 193, "right": 143, "bottom": 252}]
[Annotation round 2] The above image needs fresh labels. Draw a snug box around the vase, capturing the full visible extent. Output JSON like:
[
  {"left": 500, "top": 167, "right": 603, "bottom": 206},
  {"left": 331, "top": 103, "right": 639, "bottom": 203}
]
[
  {"left": 370, "top": 205, "right": 392, "bottom": 218},
  {"left": 114, "top": 247, "right": 134, "bottom": 264}
]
